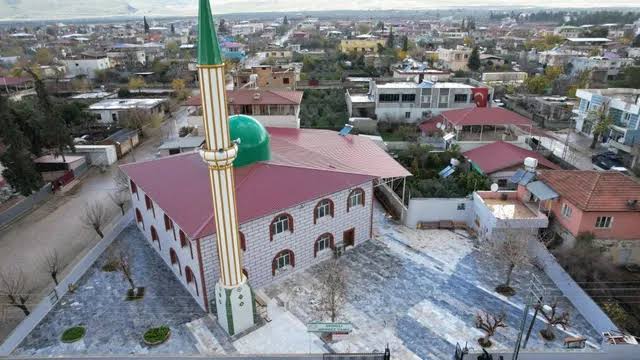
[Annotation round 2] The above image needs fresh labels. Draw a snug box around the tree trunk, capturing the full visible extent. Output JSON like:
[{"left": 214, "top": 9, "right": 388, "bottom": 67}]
[
  {"left": 126, "top": 275, "right": 136, "bottom": 291},
  {"left": 52, "top": 272, "right": 59, "bottom": 285},
  {"left": 590, "top": 133, "right": 598, "bottom": 149},
  {"left": 94, "top": 226, "right": 104, "bottom": 238},
  {"left": 505, "top": 262, "right": 515, "bottom": 287},
  {"left": 12, "top": 304, "right": 30, "bottom": 316}
]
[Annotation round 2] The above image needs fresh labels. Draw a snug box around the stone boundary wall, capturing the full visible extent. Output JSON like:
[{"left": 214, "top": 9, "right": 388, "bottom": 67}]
[{"left": 0, "top": 183, "right": 52, "bottom": 229}]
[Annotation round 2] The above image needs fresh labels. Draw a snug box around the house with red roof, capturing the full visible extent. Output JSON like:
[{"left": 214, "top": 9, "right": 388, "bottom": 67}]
[
  {"left": 121, "top": 120, "right": 410, "bottom": 310},
  {"left": 434, "top": 107, "right": 535, "bottom": 151},
  {"left": 184, "top": 89, "right": 303, "bottom": 129},
  {"left": 463, "top": 141, "right": 559, "bottom": 187},
  {"left": 520, "top": 170, "right": 640, "bottom": 264}
]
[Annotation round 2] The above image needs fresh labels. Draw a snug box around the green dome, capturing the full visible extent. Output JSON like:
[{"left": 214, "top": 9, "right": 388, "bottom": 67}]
[{"left": 229, "top": 115, "right": 271, "bottom": 167}]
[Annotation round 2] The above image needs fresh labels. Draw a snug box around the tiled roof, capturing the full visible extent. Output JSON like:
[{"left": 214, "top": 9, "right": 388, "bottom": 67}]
[
  {"left": 463, "top": 141, "right": 559, "bottom": 174},
  {"left": 121, "top": 128, "right": 410, "bottom": 239},
  {"left": 184, "top": 89, "right": 303, "bottom": 107},
  {"left": 538, "top": 170, "right": 640, "bottom": 212},
  {"left": 439, "top": 107, "right": 533, "bottom": 127}
]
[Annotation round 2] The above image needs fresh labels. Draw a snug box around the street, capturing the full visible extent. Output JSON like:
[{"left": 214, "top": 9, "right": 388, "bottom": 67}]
[{"left": 0, "top": 121, "right": 171, "bottom": 341}]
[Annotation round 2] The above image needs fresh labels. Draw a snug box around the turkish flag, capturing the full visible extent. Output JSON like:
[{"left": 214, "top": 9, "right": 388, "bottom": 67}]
[{"left": 471, "top": 88, "right": 489, "bottom": 107}]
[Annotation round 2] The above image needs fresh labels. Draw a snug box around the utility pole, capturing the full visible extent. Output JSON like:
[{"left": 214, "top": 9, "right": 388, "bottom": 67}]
[{"left": 512, "top": 274, "right": 546, "bottom": 360}]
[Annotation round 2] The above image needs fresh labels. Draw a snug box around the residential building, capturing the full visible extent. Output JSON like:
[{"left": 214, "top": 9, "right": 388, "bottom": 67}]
[
  {"left": 61, "top": 55, "right": 111, "bottom": 79},
  {"left": 233, "top": 65, "right": 299, "bottom": 90},
  {"left": 436, "top": 46, "right": 472, "bottom": 72},
  {"left": 481, "top": 72, "right": 528, "bottom": 85},
  {"left": 573, "top": 88, "right": 640, "bottom": 166},
  {"left": 0, "top": 76, "right": 33, "bottom": 94},
  {"left": 354, "top": 78, "right": 493, "bottom": 123},
  {"left": 391, "top": 58, "right": 452, "bottom": 82},
  {"left": 569, "top": 55, "right": 634, "bottom": 80},
  {"left": 221, "top": 41, "right": 246, "bottom": 61},
  {"left": 537, "top": 49, "right": 586, "bottom": 67},
  {"left": 185, "top": 89, "right": 303, "bottom": 128},
  {"left": 533, "top": 170, "right": 640, "bottom": 264},
  {"left": 554, "top": 25, "right": 584, "bottom": 39},
  {"left": 121, "top": 125, "right": 410, "bottom": 310},
  {"left": 88, "top": 98, "right": 167, "bottom": 124},
  {"left": 231, "top": 22, "right": 264, "bottom": 36},
  {"left": 340, "top": 38, "right": 386, "bottom": 54},
  {"left": 463, "top": 141, "right": 559, "bottom": 187}
]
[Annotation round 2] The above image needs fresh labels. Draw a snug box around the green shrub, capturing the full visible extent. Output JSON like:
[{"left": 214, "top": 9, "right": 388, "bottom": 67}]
[
  {"left": 102, "top": 260, "right": 119, "bottom": 272},
  {"left": 61, "top": 326, "right": 85, "bottom": 343},
  {"left": 143, "top": 326, "right": 170, "bottom": 345}
]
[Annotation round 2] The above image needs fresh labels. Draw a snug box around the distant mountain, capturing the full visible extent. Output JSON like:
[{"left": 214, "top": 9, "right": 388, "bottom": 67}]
[{"left": 1, "top": 0, "right": 640, "bottom": 21}]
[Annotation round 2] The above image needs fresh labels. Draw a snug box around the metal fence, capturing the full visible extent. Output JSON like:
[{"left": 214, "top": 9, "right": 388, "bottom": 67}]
[{"left": 323, "top": 349, "right": 390, "bottom": 360}]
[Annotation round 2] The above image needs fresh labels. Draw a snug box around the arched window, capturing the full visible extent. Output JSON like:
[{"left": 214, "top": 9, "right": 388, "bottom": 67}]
[
  {"left": 185, "top": 266, "right": 198, "bottom": 295},
  {"left": 130, "top": 180, "right": 139, "bottom": 200},
  {"left": 347, "top": 188, "right": 365, "bottom": 212},
  {"left": 169, "top": 248, "right": 181, "bottom": 275},
  {"left": 179, "top": 230, "right": 188, "bottom": 248},
  {"left": 164, "top": 214, "right": 173, "bottom": 231},
  {"left": 135, "top": 208, "right": 144, "bottom": 230},
  {"left": 314, "top": 233, "right": 335, "bottom": 257},
  {"left": 313, "top": 199, "right": 334, "bottom": 224},
  {"left": 150, "top": 226, "right": 160, "bottom": 250},
  {"left": 239, "top": 231, "right": 246, "bottom": 251},
  {"left": 145, "top": 194, "right": 155, "bottom": 218},
  {"left": 272, "top": 249, "right": 295, "bottom": 275},
  {"left": 270, "top": 213, "right": 293, "bottom": 241}
]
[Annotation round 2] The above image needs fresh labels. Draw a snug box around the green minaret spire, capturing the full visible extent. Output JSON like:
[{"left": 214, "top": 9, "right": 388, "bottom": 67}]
[{"left": 197, "top": 0, "right": 223, "bottom": 65}]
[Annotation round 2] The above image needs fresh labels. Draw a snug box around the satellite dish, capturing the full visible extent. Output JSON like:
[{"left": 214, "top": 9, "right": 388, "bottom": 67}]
[
  {"left": 436, "top": 122, "right": 442, "bottom": 129},
  {"left": 490, "top": 183, "right": 499, "bottom": 192}
]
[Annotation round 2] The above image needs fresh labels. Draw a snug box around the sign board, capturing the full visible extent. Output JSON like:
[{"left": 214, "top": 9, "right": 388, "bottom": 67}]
[{"left": 307, "top": 322, "right": 353, "bottom": 333}]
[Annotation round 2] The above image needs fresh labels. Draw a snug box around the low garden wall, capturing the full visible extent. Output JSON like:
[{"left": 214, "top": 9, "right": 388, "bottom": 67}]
[
  {"left": 0, "top": 183, "right": 52, "bottom": 229},
  {"left": 405, "top": 197, "right": 472, "bottom": 229}
]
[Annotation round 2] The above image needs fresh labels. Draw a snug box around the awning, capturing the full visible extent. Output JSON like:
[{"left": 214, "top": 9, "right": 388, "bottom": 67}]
[{"left": 526, "top": 181, "right": 559, "bottom": 201}]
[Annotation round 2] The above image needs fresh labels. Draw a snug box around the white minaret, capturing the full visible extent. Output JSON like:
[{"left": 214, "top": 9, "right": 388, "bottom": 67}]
[{"left": 196, "top": 0, "right": 255, "bottom": 335}]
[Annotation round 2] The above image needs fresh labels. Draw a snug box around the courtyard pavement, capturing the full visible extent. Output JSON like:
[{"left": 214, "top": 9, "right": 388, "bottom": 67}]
[
  {"left": 263, "top": 205, "right": 601, "bottom": 359},
  {"left": 13, "top": 224, "right": 207, "bottom": 356}
]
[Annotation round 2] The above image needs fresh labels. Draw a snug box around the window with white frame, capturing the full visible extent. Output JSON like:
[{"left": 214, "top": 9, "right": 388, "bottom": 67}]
[
  {"left": 349, "top": 189, "right": 363, "bottom": 208},
  {"left": 317, "top": 234, "right": 331, "bottom": 252},
  {"left": 271, "top": 214, "right": 290, "bottom": 234},
  {"left": 561, "top": 203, "right": 572, "bottom": 218},
  {"left": 316, "top": 200, "right": 331, "bottom": 219},
  {"left": 275, "top": 251, "right": 291, "bottom": 269},
  {"left": 595, "top": 216, "right": 613, "bottom": 229}
]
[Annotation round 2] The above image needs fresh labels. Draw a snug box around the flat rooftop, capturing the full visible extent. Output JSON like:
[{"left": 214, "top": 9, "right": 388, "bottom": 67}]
[
  {"left": 89, "top": 98, "right": 166, "bottom": 110},
  {"left": 483, "top": 198, "right": 538, "bottom": 219}
]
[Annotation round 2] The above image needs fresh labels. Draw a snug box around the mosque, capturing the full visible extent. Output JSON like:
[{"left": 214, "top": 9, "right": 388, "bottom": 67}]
[{"left": 120, "top": 0, "right": 409, "bottom": 336}]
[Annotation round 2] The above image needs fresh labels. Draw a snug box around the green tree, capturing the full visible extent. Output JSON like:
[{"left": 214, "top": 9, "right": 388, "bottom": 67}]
[
  {"left": 143, "top": 16, "right": 150, "bottom": 34},
  {"left": 26, "top": 69, "right": 74, "bottom": 161},
  {"left": 375, "top": 21, "right": 385, "bottom": 30},
  {"left": 357, "top": 23, "right": 371, "bottom": 35},
  {"left": 524, "top": 75, "right": 550, "bottom": 94},
  {"left": 34, "top": 48, "right": 53, "bottom": 65},
  {"left": 468, "top": 46, "right": 481, "bottom": 71},
  {"left": 0, "top": 96, "right": 43, "bottom": 195},
  {"left": 587, "top": 106, "right": 613, "bottom": 149},
  {"left": 165, "top": 41, "right": 179, "bottom": 58},
  {"left": 170, "top": 24, "right": 175, "bottom": 34},
  {"left": 386, "top": 27, "right": 395, "bottom": 48},
  {"left": 401, "top": 35, "right": 409, "bottom": 52},
  {"left": 283, "top": 16, "right": 288, "bottom": 25},
  {"left": 128, "top": 76, "right": 146, "bottom": 93},
  {"left": 218, "top": 18, "right": 228, "bottom": 34}
]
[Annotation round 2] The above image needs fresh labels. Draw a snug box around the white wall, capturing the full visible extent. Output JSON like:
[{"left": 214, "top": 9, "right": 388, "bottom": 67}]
[
  {"left": 200, "top": 180, "right": 374, "bottom": 305},
  {"left": 130, "top": 185, "right": 206, "bottom": 309},
  {"left": 405, "top": 197, "right": 472, "bottom": 228},
  {"left": 61, "top": 58, "right": 111, "bottom": 79},
  {"left": 251, "top": 115, "right": 300, "bottom": 129}
]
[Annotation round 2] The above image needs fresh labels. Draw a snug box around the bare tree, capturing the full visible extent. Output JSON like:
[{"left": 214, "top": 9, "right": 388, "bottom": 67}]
[
  {"left": 118, "top": 251, "right": 136, "bottom": 291},
  {"left": 41, "top": 249, "right": 64, "bottom": 285},
  {"left": 315, "top": 260, "right": 346, "bottom": 322},
  {"left": 536, "top": 301, "right": 570, "bottom": 341},
  {"left": 475, "top": 311, "right": 507, "bottom": 348},
  {"left": 81, "top": 201, "right": 108, "bottom": 238},
  {"left": 113, "top": 169, "right": 130, "bottom": 193},
  {"left": 109, "top": 190, "right": 129, "bottom": 216},
  {"left": 0, "top": 268, "right": 32, "bottom": 316},
  {"left": 487, "top": 229, "right": 530, "bottom": 296}
]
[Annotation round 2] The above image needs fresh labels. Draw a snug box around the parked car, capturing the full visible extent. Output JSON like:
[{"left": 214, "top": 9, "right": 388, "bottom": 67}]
[{"left": 591, "top": 152, "right": 629, "bottom": 174}]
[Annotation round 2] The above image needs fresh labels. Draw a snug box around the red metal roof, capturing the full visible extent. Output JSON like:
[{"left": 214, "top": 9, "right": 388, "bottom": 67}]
[
  {"left": 440, "top": 107, "right": 534, "bottom": 127},
  {"left": 538, "top": 170, "right": 640, "bottom": 212},
  {"left": 184, "top": 89, "right": 303, "bottom": 107},
  {"left": 418, "top": 119, "right": 440, "bottom": 135},
  {"left": 463, "top": 141, "right": 559, "bottom": 174},
  {"left": 122, "top": 153, "right": 374, "bottom": 239},
  {"left": 0, "top": 77, "right": 32, "bottom": 86},
  {"left": 267, "top": 127, "right": 411, "bottom": 178},
  {"left": 121, "top": 128, "right": 410, "bottom": 239}
]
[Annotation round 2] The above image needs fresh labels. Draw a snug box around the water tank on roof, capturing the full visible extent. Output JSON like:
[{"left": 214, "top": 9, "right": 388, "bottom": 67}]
[{"left": 524, "top": 157, "right": 538, "bottom": 171}]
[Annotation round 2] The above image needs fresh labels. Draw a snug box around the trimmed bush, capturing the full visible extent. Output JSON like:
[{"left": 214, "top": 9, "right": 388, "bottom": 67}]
[
  {"left": 61, "top": 326, "right": 85, "bottom": 343},
  {"left": 143, "top": 326, "right": 170, "bottom": 345}
]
